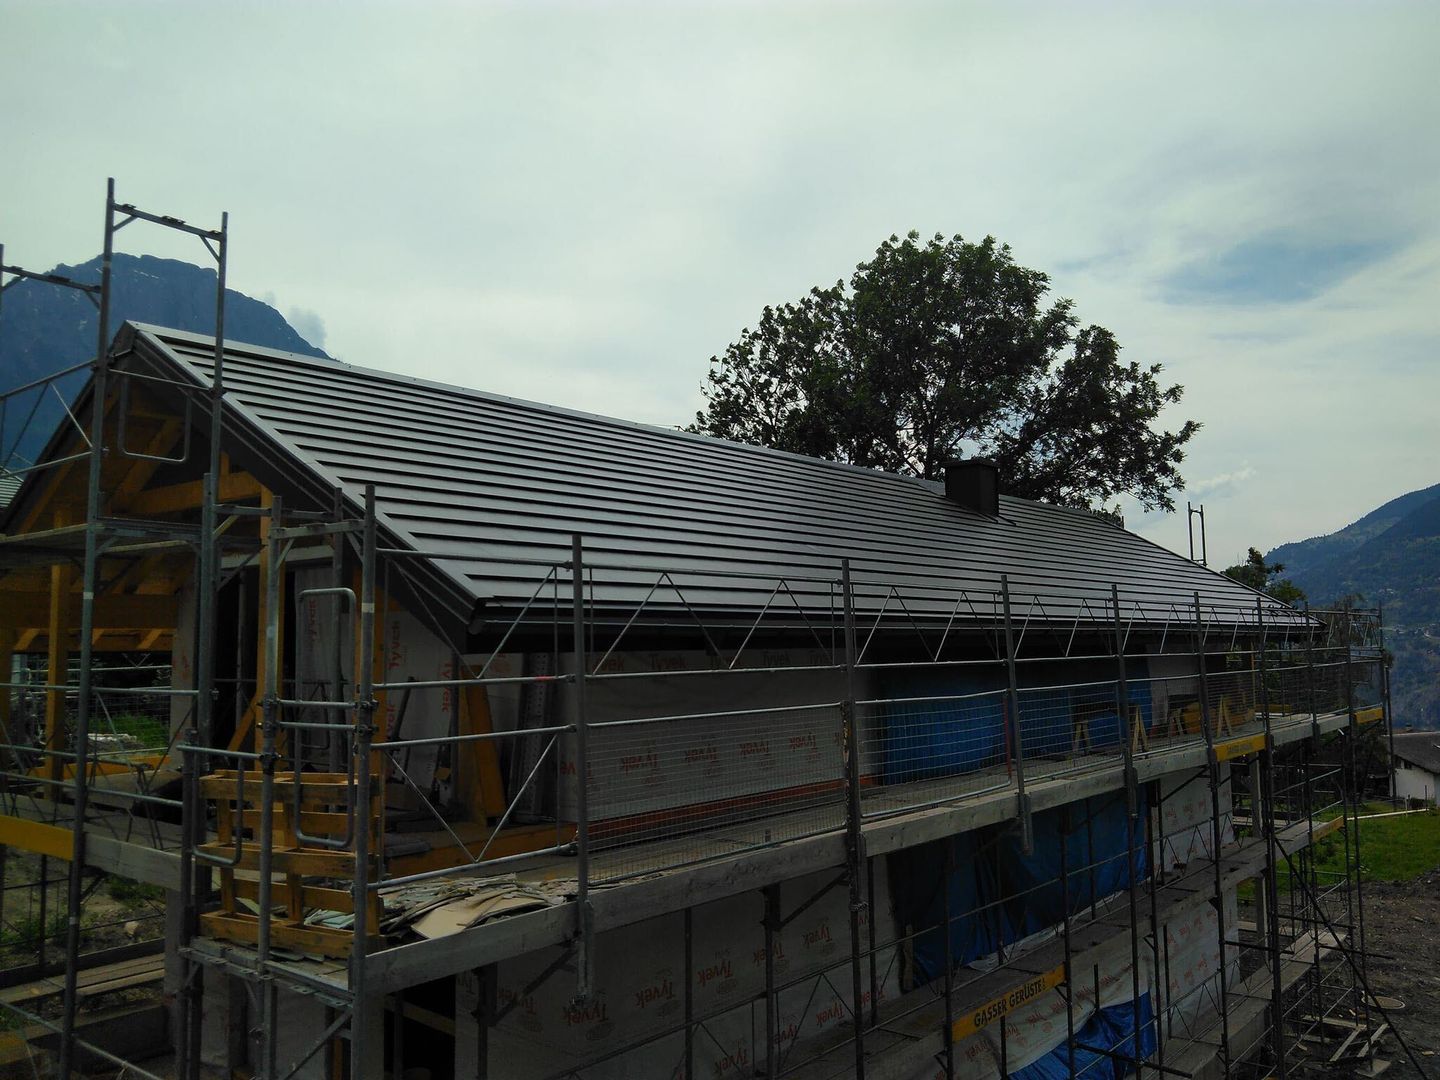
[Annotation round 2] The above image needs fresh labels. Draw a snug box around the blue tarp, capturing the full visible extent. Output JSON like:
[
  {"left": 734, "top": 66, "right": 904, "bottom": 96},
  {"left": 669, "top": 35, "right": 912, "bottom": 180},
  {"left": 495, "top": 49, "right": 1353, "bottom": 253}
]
[
  {"left": 890, "top": 792, "right": 1149, "bottom": 983},
  {"left": 884, "top": 665, "right": 1154, "bottom": 983},
  {"left": 888, "top": 829, "right": 1003, "bottom": 983},
  {"left": 999, "top": 790, "right": 1149, "bottom": 940},
  {"left": 877, "top": 668, "right": 1007, "bottom": 784},
  {"left": 1010, "top": 993, "right": 1157, "bottom": 1080},
  {"left": 879, "top": 668, "right": 1154, "bottom": 786}
]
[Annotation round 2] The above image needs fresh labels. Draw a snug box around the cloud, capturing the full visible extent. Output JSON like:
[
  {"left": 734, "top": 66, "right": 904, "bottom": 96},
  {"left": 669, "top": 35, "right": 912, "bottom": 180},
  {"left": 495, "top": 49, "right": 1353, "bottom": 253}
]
[
  {"left": 285, "top": 306, "right": 327, "bottom": 350},
  {"left": 1186, "top": 466, "right": 1257, "bottom": 500},
  {"left": 2, "top": 1, "right": 1437, "bottom": 566}
]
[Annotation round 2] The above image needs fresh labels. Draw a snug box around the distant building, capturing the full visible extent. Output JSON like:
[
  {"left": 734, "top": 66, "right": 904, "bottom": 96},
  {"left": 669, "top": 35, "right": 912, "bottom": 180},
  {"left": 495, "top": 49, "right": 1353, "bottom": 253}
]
[{"left": 1391, "top": 731, "right": 1440, "bottom": 804}]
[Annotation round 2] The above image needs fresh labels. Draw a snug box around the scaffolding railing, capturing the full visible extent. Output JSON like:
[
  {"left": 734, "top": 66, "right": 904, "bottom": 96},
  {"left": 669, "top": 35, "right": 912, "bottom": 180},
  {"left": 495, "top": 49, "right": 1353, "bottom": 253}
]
[{"left": 0, "top": 187, "right": 1401, "bottom": 1077}]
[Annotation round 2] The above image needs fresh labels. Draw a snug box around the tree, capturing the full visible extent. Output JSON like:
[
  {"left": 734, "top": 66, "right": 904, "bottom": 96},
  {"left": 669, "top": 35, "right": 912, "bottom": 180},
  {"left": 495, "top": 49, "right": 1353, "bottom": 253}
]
[
  {"left": 1223, "top": 548, "right": 1307, "bottom": 606},
  {"left": 690, "top": 231, "right": 1200, "bottom": 512}
]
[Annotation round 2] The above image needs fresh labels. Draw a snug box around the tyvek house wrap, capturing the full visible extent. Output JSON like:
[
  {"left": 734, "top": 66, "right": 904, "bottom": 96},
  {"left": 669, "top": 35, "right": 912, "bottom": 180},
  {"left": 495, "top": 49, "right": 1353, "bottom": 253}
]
[{"left": 484, "top": 867, "right": 900, "bottom": 1079}]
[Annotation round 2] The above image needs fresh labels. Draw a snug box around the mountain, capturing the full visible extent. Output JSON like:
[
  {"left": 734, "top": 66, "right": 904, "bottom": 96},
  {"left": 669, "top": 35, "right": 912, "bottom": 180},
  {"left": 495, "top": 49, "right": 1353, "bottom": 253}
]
[
  {"left": 1269, "top": 482, "right": 1440, "bottom": 581},
  {"left": 1, "top": 253, "right": 327, "bottom": 469},
  {"left": 1268, "top": 483, "right": 1440, "bottom": 730}
]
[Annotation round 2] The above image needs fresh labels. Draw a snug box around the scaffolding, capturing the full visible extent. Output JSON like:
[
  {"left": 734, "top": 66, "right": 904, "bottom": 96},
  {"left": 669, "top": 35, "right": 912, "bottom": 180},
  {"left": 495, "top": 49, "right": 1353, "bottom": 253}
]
[{"left": 0, "top": 185, "right": 1418, "bottom": 1080}]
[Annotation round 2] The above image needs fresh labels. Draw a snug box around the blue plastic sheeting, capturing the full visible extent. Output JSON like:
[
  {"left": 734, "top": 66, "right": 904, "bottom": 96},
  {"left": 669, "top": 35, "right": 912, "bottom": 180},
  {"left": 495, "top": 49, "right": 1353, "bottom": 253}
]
[
  {"left": 888, "top": 829, "right": 1003, "bottom": 983},
  {"left": 890, "top": 790, "right": 1149, "bottom": 983},
  {"left": 877, "top": 668, "right": 1007, "bottom": 784},
  {"left": 999, "top": 790, "right": 1149, "bottom": 940},
  {"left": 1066, "top": 683, "right": 1155, "bottom": 752},
  {"left": 878, "top": 667, "right": 1154, "bottom": 787},
  {"left": 1009, "top": 993, "right": 1156, "bottom": 1080},
  {"left": 1019, "top": 682, "right": 1154, "bottom": 762}
]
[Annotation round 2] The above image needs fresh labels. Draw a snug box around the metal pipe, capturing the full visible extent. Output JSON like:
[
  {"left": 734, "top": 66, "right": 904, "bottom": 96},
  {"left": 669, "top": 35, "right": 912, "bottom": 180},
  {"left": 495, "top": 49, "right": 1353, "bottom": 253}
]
[
  {"left": 370, "top": 723, "right": 573, "bottom": 751},
  {"left": 763, "top": 884, "right": 778, "bottom": 1079},
  {"left": 350, "top": 485, "right": 379, "bottom": 1080},
  {"left": 569, "top": 534, "right": 594, "bottom": 1000},
  {"left": 373, "top": 673, "right": 576, "bottom": 692},
  {"left": 57, "top": 176, "right": 116, "bottom": 1080},
  {"left": 1060, "top": 811, "right": 1076, "bottom": 1080},
  {"left": 256, "top": 493, "right": 284, "bottom": 1079},
  {"left": 177, "top": 470, "right": 215, "bottom": 1080},
  {"left": 208, "top": 210, "right": 228, "bottom": 490},
  {"left": 359, "top": 842, "right": 573, "bottom": 891},
  {"left": 1255, "top": 599, "right": 1288, "bottom": 1077},
  {"left": 1194, "top": 591, "right": 1230, "bottom": 1075},
  {"left": 1377, "top": 601, "right": 1397, "bottom": 801},
  {"left": 0, "top": 359, "right": 98, "bottom": 401},
  {"left": 1145, "top": 785, "right": 1165, "bottom": 1075},
  {"left": 942, "top": 836, "right": 956, "bottom": 1080},
  {"left": 1119, "top": 590, "right": 1144, "bottom": 1077},
  {"left": 1001, "top": 574, "right": 1031, "bottom": 851},
  {"left": 683, "top": 907, "right": 695, "bottom": 1080},
  {"left": 840, "top": 558, "right": 868, "bottom": 1080}
]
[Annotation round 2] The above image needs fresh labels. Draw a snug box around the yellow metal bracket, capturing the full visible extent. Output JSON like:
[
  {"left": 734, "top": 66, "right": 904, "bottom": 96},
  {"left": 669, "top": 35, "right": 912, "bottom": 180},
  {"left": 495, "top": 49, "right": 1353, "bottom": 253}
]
[{"left": 1214, "top": 732, "right": 1267, "bottom": 762}]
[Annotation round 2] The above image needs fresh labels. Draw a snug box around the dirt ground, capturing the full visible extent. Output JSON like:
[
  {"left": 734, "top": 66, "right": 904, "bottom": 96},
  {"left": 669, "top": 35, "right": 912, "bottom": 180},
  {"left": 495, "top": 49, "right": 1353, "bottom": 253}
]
[{"left": 1358, "top": 869, "right": 1440, "bottom": 1080}]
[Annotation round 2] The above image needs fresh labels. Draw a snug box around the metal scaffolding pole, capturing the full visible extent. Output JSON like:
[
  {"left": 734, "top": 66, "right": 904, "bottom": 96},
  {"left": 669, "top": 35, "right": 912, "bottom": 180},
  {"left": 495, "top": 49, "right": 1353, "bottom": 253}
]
[
  {"left": 1060, "top": 810, "right": 1077, "bottom": 1080},
  {"left": 1193, "top": 591, "right": 1231, "bottom": 1075},
  {"left": 840, "top": 558, "right": 868, "bottom": 1080},
  {"left": 1000, "top": 575, "right": 1032, "bottom": 852},
  {"left": 258, "top": 494, "right": 285, "bottom": 1080},
  {"left": 57, "top": 177, "right": 117, "bottom": 1080},
  {"left": 350, "top": 486, "right": 379, "bottom": 1080},
  {"left": 1256, "top": 600, "right": 1288, "bottom": 1078},
  {"left": 570, "top": 533, "right": 594, "bottom": 1002},
  {"left": 178, "top": 471, "right": 217, "bottom": 1080},
  {"left": 1114, "top": 585, "right": 1145, "bottom": 1077}
]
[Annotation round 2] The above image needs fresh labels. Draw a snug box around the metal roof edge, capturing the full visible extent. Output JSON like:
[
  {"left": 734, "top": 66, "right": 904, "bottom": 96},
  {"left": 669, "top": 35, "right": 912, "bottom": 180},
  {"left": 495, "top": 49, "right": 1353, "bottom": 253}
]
[{"left": 127, "top": 325, "right": 488, "bottom": 642}]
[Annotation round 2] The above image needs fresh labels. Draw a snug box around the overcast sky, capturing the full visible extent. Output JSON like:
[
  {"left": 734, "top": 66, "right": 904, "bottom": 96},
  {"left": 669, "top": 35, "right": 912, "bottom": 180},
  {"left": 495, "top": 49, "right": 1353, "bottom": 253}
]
[{"left": 2, "top": 1, "right": 1436, "bottom": 563}]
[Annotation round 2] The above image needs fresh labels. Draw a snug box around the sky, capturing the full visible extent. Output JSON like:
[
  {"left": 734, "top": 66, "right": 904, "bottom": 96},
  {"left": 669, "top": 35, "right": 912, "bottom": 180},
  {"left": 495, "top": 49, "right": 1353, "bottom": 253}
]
[{"left": 1, "top": 1, "right": 1437, "bottom": 565}]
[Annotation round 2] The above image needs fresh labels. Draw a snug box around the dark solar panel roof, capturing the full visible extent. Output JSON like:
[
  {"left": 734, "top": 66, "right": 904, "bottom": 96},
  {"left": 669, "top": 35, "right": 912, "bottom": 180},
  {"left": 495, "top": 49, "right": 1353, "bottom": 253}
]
[{"left": 119, "top": 323, "right": 1303, "bottom": 634}]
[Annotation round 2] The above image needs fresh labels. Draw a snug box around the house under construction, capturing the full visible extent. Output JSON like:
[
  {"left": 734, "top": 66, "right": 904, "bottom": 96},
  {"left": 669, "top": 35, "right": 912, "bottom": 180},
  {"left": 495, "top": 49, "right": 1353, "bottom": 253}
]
[{"left": 0, "top": 186, "right": 1403, "bottom": 1080}]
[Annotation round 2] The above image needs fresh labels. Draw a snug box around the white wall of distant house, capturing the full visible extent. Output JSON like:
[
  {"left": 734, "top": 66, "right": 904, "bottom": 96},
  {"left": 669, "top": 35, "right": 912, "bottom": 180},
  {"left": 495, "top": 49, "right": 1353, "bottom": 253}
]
[{"left": 1394, "top": 758, "right": 1440, "bottom": 805}]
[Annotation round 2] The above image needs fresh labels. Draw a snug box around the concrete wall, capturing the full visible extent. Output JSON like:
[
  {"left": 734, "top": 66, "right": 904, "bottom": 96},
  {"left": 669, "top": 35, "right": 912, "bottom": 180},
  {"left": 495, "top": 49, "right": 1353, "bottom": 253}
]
[
  {"left": 478, "top": 867, "right": 898, "bottom": 1079},
  {"left": 1394, "top": 759, "right": 1439, "bottom": 804}
]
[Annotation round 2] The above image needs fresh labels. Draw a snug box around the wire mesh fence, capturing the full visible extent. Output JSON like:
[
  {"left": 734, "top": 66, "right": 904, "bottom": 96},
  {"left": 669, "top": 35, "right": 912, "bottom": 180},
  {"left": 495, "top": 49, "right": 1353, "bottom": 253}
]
[
  {"left": 856, "top": 690, "right": 1013, "bottom": 817},
  {"left": 587, "top": 704, "right": 846, "bottom": 882}
]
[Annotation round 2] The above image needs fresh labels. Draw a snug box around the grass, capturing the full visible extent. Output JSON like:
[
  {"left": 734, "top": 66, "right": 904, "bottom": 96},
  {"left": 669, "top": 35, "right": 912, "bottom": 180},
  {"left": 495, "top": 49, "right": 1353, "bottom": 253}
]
[
  {"left": 1320, "top": 807, "right": 1440, "bottom": 883},
  {"left": 104, "top": 712, "right": 169, "bottom": 750},
  {"left": 1270, "top": 806, "right": 1440, "bottom": 892},
  {"left": 0, "top": 910, "right": 70, "bottom": 954},
  {"left": 106, "top": 876, "right": 164, "bottom": 906}
]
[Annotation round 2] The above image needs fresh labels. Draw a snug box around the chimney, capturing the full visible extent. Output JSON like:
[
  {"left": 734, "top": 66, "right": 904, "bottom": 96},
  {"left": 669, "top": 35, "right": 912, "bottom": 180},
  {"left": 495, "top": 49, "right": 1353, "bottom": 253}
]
[{"left": 944, "top": 459, "right": 1000, "bottom": 517}]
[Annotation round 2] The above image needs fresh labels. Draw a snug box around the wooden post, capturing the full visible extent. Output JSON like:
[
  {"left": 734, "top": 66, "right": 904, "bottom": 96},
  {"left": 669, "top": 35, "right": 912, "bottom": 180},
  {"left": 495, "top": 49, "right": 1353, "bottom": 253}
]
[
  {"left": 45, "top": 557, "right": 74, "bottom": 789},
  {"left": 228, "top": 487, "right": 285, "bottom": 753},
  {"left": 0, "top": 627, "right": 14, "bottom": 758}
]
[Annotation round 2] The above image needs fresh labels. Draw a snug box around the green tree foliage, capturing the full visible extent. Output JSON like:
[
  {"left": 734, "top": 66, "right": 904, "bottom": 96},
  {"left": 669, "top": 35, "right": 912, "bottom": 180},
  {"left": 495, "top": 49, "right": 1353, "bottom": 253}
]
[
  {"left": 1223, "top": 548, "right": 1307, "bottom": 606},
  {"left": 691, "top": 231, "right": 1200, "bottom": 512}
]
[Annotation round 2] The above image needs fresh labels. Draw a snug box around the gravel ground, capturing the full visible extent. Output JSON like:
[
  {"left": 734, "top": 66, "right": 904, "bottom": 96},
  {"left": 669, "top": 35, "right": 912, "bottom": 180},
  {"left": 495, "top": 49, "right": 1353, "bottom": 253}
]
[{"left": 1358, "top": 870, "right": 1440, "bottom": 1080}]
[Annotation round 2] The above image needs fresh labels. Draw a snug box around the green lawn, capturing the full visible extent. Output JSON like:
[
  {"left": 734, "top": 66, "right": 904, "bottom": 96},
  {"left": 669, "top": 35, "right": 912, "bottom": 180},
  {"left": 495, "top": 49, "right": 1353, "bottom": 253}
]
[
  {"left": 1285, "top": 807, "right": 1440, "bottom": 888},
  {"left": 1329, "top": 807, "right": 1440, "bottom": 882}
]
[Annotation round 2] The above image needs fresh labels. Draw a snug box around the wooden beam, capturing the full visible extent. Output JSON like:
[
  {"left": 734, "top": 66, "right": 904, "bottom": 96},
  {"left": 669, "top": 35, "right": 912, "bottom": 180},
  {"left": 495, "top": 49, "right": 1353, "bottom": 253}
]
[
  {"left": 229, "top": 487, "right": 276, "bottom": 753},
  {"left": 0, "top": 592, "right": 178, "bottom": 631},
  {"left": 45, "top": 552, "right": 72, "bottom": 787},
  {"left": 0, "top": 814, "right": 73, "bottom": 860},
  {"left": 0, "top": 628, "right": 14, "bottom": 768},
  {"left": 124, "top": 471, "right": 261, "bottom": 517},
  {"left": 459, "top": 683, "right": 506, "bottom": 820},
  {"left": 104, "top": 418, "right": 184, "bottom": 513}
]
